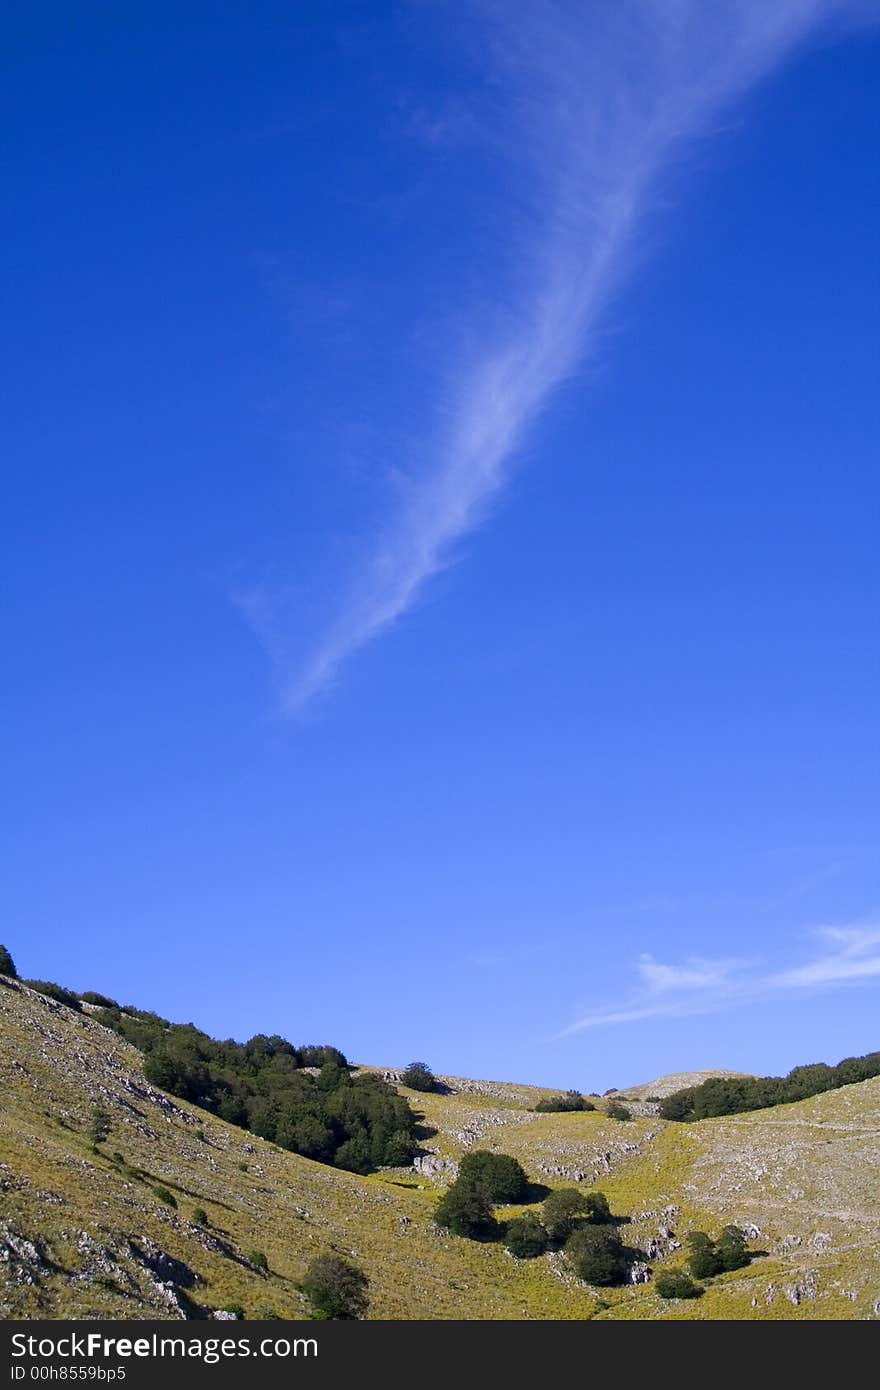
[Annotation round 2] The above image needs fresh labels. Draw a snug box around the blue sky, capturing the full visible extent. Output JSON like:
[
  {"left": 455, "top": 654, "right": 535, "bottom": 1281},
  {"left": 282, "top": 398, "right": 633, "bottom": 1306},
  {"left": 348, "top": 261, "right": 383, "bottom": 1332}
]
[{"left": 4, "top": 2, "right": 879, "bottom": 1090}]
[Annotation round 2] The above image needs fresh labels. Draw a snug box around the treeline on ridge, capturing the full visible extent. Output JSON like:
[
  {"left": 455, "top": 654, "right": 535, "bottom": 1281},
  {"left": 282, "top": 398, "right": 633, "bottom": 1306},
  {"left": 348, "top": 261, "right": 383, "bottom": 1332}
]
[
  {"left": 93, "top": 1004, "right": 419, "bottom": 1174},
  {"left": 659, "top": 1049, "right": 880, "bottom": 1122}
]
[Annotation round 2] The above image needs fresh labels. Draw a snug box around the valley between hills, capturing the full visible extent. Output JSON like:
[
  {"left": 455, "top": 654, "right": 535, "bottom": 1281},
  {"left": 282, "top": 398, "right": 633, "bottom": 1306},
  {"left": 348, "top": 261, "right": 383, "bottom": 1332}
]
[{"left": 2, "top": 977, "right": 879, "bottom": 1320}]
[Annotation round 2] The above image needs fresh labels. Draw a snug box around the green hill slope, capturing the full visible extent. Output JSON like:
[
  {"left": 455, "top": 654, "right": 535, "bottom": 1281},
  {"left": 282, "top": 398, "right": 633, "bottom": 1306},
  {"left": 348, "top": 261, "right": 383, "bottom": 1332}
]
[{"left": 2, "top": 978, "right": 878, "bottom": 1320}]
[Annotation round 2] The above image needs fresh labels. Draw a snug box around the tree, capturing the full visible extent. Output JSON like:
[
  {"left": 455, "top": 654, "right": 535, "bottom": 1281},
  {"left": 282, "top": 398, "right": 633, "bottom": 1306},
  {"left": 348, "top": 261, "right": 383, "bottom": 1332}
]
[
  {"left": 87, "top": 1108, "right": 111, "bottom": 1145},
  {"left": 504, "top": 1216, "right": 547, "bottom": 1259},
  {"left": 401, "top": 1062, "right": 436, "bottom": 1092},
  {"left": 300, "top": 1254, "right": 369, "bottom": 1320},
  {"left": 717, "top": 1224, "right": 750, "bottom": 1271},
  {"left": 434, "top": 1179, "right": 498, "bottom": 1241},
  {"left": 382, "top": 1128, "right": 418, "bottom": 1167},
  {"left": 542, "top": 1188, "right": 590, "bottom": 1242},
  {"left": 584, "top": 1190, "right": 612, "bottom": 1223},
  {"left": 655, "top": 1269, "right": 702, "bottom": 1299},
  {"left": 0, "top": 945, "right": 17, "bottom": 978},
  {"left": 565, "top": 1225, "right": 628, "bottom": 1286},
  {"left": 605, "top": 1100, "right": 631, "bottom": 1121},
  {"left": 457, "top": 1150, "right": 529, "bottom": 1203},
  {"left": 686, "top": 1231, "right": 722, "bottom": 1279}
]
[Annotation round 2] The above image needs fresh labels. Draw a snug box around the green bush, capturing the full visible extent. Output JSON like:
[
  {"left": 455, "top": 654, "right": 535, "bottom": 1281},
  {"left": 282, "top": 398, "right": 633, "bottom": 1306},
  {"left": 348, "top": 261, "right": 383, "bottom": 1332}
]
[
  {"left": 542, "top": 1188, "right": 590, "bottom": 1242},
  {"left": 221, "top": 1303, "right": 245, "bottom": 1320},
  {"left": 249, "top": 1250, "right": 269, "bottom": 1272},
  {"left": 0, "top": 945, "right": 17, "bottom": 978},
  {"left": 686, "top": 1231, "right": 722, "bottom": 1279},
  {"left": 655, "top": 1269, "right": 702, "bottom": 1299},
  {"left": 401, "top": 1061, "right": 437, "bottom": 1092},
  {"left": 300, "top": 1254, "right": 369, "bottom": 1320},
  {"left": 457, "top": 1150, "right": 529, "bottom": 1203},
  {"left": 565, "top": 1225, "right": 628, "bottom": 1286},
  {"left": 504, "top": 1216, "right": 547, "bottom": 1259},
  {"left": 605, "top": 1101, "right": 631, "bottom": 1121},
  {"left": 717, "top": 1224, "right": 750, "bottom": 1270},
  {"left": 79, "top": 991, "right": 119, "bottom": 1008},
  {"left": 434, "top": 1178, "right": 498, "bottom": 1241},
  {"left": 152, "top": 1185, "right": 177, "bottom": 1208},
  {"left": 192, "top": 1207, "right": 208, "bottom": 1226},
  {"left": 541, "top": 1188, "right": 610, "bottom": 1241},
  {"left": 535, "top": 1090, "right": 595, "bottom": 1113}
]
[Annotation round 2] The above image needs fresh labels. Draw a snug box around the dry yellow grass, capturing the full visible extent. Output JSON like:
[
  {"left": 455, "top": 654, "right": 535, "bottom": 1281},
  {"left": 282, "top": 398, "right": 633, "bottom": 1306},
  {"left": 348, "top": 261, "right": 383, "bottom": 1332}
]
[{"left": 2, "top": 979, "right": 878, "bottom": 1320}]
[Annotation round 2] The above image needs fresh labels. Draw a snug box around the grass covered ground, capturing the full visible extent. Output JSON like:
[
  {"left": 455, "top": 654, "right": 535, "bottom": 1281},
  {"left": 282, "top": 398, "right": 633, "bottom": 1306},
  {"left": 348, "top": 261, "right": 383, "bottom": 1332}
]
[{"left": 2, "top": 978, "right": 878, "bottom": 1320}]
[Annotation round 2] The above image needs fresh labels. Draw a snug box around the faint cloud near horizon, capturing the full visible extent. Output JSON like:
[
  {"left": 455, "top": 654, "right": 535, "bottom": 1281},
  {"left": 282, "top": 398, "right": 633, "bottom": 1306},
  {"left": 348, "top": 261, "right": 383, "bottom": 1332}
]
[
  {"left": 239, "top": 0, "right": 879, "bottom": 715},
  {"left": 560, "top": 917, "right": 880, "bottom": 1033}
]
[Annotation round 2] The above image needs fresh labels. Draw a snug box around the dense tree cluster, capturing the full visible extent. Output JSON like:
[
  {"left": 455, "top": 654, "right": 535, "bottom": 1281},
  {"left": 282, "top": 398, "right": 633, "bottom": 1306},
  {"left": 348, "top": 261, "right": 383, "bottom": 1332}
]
[
  {"left": 534, "top": 1090, "right": 596, "bottom": 1113},
  {"left": 93, "top": 1006, "right": 418, "bottom": 1174},
  {"left": 0, "top": 945, "right": 17, "bottom": 978},
  {"left": 435, "top": 1163, "right": 631, "bottom": 1286},
  {"left": 659, "top": 1051, "right": 880, "bottom": 1122}
]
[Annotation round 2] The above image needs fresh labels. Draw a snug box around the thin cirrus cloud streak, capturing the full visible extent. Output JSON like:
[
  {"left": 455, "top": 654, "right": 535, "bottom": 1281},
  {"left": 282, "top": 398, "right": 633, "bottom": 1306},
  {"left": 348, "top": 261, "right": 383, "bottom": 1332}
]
[
  {"left": 560, "top": 922, "right": 880, "bottom": 1033},
  {"left": 246, "top": 1, "right": 876, "bottom": 713}
]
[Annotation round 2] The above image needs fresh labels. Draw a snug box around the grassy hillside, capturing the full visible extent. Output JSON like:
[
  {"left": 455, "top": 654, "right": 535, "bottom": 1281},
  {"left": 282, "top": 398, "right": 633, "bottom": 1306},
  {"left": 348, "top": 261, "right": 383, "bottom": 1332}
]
[{"left": 2, "top": 978, "right": 878, "bottom": 1320}]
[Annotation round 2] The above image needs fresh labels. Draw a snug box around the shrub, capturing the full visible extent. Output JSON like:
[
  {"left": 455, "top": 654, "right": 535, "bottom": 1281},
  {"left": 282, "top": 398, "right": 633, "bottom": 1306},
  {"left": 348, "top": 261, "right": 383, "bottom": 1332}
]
[
  {"left": 605, "top": 1101, "right": 631, "bottom": 1121},
  {"left": 400, "top": 1061, "right": 436, "bottom": 1092},
  {"left": 87, "top": 1108, "right": 111, "bottom": 1145},
  {"left": 686, "top": 1231, "right": 722, "bottom": 1279},
  {"left": 504, "top": 1216, "right": 547, "bottom": 1259},
  {"left": 565, "top": 1225, "right": 628, "bottom": 1285},
  {"left": 457, "top": 1150, "right": 529, "bottom": 1203},
  {"left": 0, "top": 945, "right": 17, "bottom": 978},
  {"left": 655, "top": 1269, "right": 702, "bottom": 1299},
  {"left": 434, "top": 1179, "right": 498, "bottom": 1241},
  {"left": 542, "top": 1188, "right": 590, "bottom": 1242},
  {"left": 152, "top": 1185, "right": 177, "bottom": 1208},
  {"left": 80, "top": 991, "right": 119, "bottom": 1008},
  {"left": 24, "top": 980, "right": 81, "bottom": 1010},
  {"left": 221, "top": 1303, "right": 245, "bottom": 1320},
  {"left": 192, "top": 1207, "right": 208, "bottom": 1226},
  {"left": 249, "top": 1250, "right": 269, "bottom": 1272},
  {"left": 93, "top": 1274, "right": 119, "bottom": 1293},
  {"left": 535, "top": 1090, "right": 596, "bottom": 1113},
  {"left": 717, "top": 1224, "right": 750, "bottom": 1271},
  {"left": 300, "top": 1254, "right": 369, "bottom": 1320}
]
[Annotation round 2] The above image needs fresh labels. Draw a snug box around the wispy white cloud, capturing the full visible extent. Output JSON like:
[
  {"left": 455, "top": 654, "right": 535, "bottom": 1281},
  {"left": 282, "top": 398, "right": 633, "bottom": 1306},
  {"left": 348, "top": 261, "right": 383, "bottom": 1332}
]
[
  {"left": 772, "top": 924, "right": 880, "bottom": 987},
  {"left": 244, "top": 0, "right": 877, "bottom": 712},
  {"left": 562, "top": 917, "right": 880, "bottom": 1032}
]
